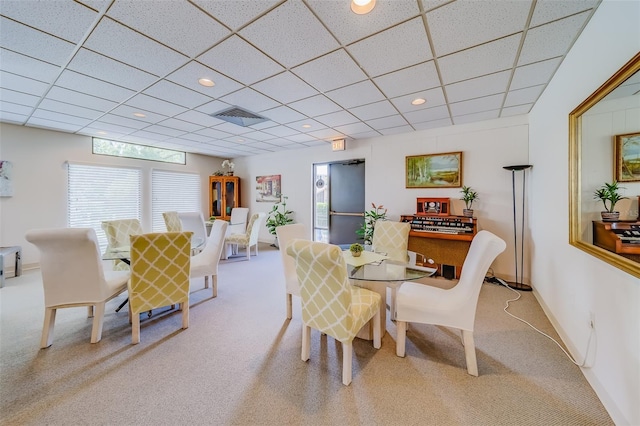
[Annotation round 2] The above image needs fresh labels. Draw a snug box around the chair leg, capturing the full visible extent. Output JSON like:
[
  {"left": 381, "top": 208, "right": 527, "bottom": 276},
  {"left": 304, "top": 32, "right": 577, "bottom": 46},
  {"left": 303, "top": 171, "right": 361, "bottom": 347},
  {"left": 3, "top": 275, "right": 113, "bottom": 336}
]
[
  {"left": 181, "top": 301, "right": 189, "bottom": 329},
  {"left": 301, "top": 324, "right": 311, "bottom": 361},
  {"left": 372, "top": 310, "right": 381, "bottom": 349},
  {"left": 342, "top": 342, "right": 353, "bottom": 386},
  {"left": 40, "top": 307, "right": 56, "bottom": 348},
  {"left": 462, "top": 330, "right": 478, "bottom": 376},
  {"left": 246, "top": 244, "right": 251, "bottom": 260},
  {"left": 255, "top": 242, "right": 259, "bottom": 257},
  {"left": 222, "top": 243, "right": 229, "bottom": 260},
  {"left": 132, "top": 312, "right": 140, "bottom": 344},
  {"left": 390, "top": 287, "right": 397, "bottom": 320},
  {"left": 87, "top": 305, "right": 94, "bottom": 318},
  {"left": 90, "top": 302, "right": 106, "bottom": 343},
  {"left": 396, "top": 320, "right": 407, "bottom": 357},
  {"left": 204, "top": 275, "right": 209, "bottom": 289},
  {"left": 286, "top": 293, "right": 293, "bottom": 319},
  {"left": 211, "top": 275, "right": 218, "bottom": 298}
]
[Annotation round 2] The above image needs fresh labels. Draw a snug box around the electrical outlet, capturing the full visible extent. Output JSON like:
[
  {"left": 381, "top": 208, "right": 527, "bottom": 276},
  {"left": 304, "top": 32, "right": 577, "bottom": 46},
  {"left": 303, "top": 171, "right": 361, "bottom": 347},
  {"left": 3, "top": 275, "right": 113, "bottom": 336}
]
[{"left": 589, "top": 312, "right": 596, "bottom": 329}]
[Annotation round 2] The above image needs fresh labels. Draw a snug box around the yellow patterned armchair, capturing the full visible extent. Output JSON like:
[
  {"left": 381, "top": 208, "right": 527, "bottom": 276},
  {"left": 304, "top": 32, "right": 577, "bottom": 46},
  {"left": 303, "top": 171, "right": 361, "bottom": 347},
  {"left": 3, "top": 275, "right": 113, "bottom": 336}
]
[
  {"left": 286, "top": 239, "right": 381, "bottom": 385},
  {"left": 128, "top": 231, "right": 192, "bottom": 344}
]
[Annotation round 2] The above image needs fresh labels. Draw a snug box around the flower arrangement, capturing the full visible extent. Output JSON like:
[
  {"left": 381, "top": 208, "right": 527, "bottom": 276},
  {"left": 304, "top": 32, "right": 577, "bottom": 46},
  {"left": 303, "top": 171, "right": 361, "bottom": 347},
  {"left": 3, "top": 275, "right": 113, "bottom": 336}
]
[
  {"left": 221, "top": 159, "right": 235, "bottom": 172},
  {"left": 355, "top": 203, "right": 387, "bottom": 245}
]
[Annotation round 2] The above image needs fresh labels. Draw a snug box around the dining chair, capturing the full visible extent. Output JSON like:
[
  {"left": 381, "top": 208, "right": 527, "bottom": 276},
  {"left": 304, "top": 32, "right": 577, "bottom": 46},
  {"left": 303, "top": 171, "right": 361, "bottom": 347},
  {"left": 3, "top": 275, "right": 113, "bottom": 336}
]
[
  {"left": 275, "top": 223, "right": 307, "bottom": 319},
  {"left": 226, "top": 207, "right": 249, "bottom": 236},
  {"left": 223, "top": 212, "right": 266, "bottom": 260},
  {"left": 371, "top": 220, "right": 411, "bottom": 262},
  {"left": 101, "top": 218, "right": 144, "bottom": 271},
  {"left": 128, "top": 231, "right": 192, "bottom": 344},
  {"left": 395, "top": 230, "right": 506, "bottom": 376},
  {"left": 162, "top": 211, "right": 182, "bottom": 232},
  {"left": 25, "top": 228, "right": 130, "bottom": 348},
  {"left": 190, "top": 220, "right": 228, "bottom": 298},
  {"left": 287, "top": 240, "right": 381, "bottom": 386},
  {"left": 177, "top": 212, "right": 208, "bottom": 254}
]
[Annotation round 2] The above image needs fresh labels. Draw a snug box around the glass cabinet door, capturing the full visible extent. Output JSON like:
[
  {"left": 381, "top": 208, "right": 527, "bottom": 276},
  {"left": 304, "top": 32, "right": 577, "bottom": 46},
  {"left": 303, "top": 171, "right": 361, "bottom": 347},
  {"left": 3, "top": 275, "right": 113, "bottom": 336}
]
[
  {"left": 224, "top": 180, "right": 236, "bottom": 217},
  {"left": 211, "top": 179, "right": 222, "bottom": 217}
]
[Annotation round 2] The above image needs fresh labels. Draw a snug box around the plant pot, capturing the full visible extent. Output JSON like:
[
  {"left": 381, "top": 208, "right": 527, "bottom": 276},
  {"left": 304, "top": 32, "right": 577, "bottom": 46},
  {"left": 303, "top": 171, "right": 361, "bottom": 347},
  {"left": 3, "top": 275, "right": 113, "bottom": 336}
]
[
  {"left": 351, "top": 251, "right": 361, "bottom": 257},
  {"left": 463, "top": 209, "right": 474, "bottom": 218},
  {"left": 601, "top": 211, "right": 620, "bottom": 221},
  {"left": 226, "top": 171, "right": 234, "bottom": 176}
]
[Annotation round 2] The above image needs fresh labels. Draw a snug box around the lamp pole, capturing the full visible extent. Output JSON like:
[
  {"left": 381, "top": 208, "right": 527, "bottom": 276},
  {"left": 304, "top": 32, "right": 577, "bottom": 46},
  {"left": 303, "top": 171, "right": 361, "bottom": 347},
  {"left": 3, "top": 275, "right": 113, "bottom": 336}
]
[{"left": 503, "top": 165, "right": 532, "bottom": 291}]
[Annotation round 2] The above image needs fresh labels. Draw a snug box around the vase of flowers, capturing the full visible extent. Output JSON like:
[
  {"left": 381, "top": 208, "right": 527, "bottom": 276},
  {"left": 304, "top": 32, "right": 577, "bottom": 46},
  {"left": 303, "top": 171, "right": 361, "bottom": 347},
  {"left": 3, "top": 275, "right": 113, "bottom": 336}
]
[{"left": 222, "top": 159, "right": 235, "bottom": 176}]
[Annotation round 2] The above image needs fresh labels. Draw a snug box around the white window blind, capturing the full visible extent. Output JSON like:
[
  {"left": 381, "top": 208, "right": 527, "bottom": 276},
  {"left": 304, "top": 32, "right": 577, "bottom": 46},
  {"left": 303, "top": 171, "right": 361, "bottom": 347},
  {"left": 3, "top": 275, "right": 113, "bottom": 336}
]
[
  {"left": 67, "top": 163, "right": 141, "bottom": 251},
  {"left": 151, "top": 170, "right": 201, "bottom": 232}
]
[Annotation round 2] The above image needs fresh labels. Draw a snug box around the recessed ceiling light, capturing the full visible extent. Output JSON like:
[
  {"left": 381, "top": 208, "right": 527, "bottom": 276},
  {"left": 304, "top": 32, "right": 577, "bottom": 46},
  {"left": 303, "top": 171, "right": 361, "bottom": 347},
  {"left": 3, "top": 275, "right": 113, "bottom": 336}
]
[
  {"left": 237, "top": 138, "right": 244, "bottom": 142},
  {"left": 96, "top": 131, "right": 107, "bottom": 135},
  {"left": 302, "top": 124, "right": 312, "bottom": 128},
  {"left": 198, "top": 78, "right": 215, "bottom": 87},
  {"left": 133, "top": 112, "right": 146, "bottom": 118},
  {"left": 351, "top": 0, "right": 375, "bottom": 14},
  {"left": 411, "top": 98, "right": 426, "bottom": 106}
]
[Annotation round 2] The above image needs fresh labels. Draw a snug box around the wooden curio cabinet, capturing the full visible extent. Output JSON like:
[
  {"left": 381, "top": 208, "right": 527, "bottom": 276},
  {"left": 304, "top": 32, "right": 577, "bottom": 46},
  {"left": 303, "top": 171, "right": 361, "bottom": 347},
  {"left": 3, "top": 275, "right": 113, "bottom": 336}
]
[{"left": 209, "top": 176, "right": 241, "bottom": 221}]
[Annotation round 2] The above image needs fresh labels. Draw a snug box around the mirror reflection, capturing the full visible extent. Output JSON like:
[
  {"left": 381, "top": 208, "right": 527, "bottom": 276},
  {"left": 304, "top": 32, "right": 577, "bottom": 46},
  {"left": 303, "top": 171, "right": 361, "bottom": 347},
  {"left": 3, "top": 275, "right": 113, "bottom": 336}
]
[{"left": 569, "top": 53, "right": 640, "bottom": 277}]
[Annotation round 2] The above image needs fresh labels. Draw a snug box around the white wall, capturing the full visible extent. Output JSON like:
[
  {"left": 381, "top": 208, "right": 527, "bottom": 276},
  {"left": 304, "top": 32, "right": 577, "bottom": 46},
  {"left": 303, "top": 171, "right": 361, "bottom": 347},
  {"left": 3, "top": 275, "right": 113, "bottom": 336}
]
[
  {"left": 0, "top": 123, "right": 220, "bottom": 266},
  {"left": 529, "top": 0, "right": 640, "bottom": 424},
  {"left": 234, "top": 115, "right": 529, "bottom": 281}
]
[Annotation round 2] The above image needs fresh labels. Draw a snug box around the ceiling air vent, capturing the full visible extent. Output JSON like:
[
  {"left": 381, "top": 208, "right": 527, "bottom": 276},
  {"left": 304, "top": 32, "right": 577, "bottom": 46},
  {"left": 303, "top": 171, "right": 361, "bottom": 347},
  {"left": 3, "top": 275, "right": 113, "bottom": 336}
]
[{"left": 210, "top": 106, "right": 269, "bottom": 127}]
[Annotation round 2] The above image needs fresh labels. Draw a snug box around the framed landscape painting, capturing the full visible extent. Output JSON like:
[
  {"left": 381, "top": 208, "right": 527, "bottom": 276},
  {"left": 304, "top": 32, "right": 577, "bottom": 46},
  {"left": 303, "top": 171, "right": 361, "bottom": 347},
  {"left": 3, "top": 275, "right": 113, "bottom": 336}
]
[
  {"left": 614, "top": 132, "right": 640, "bottom": 182},
  {"left": 406, "top": 151, "right": 462, "bottom": 188}
]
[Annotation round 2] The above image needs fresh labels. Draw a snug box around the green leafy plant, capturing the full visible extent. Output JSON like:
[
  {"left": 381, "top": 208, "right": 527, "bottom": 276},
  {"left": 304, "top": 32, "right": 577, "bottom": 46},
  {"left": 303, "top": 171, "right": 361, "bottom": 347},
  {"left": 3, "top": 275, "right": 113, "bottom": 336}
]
[
  {"left": 460, "top": 185, "right": 478, "bottom": 209},
  {"left": 349, "top": 243, "right": 364, "bottom": 253},
  {"left": 266, "top": 195, "right": 293, "bottom": 235},
  {"left": 355, "top": 203, "right": 387, "bottom": 245},
  {"left": 593, "top": 181, "right": 627, "bottom": 212}
]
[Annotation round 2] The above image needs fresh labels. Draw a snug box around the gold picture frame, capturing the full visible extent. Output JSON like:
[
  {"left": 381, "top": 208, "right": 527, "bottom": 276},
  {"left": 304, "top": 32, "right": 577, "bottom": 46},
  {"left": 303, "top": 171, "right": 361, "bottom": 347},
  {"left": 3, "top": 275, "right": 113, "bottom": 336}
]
[
  {"left": 406, "top": 151, "right": 462, "bottom": 188},
  {"left": 614, "top": 132, "right": 640, "bottom": 182}
]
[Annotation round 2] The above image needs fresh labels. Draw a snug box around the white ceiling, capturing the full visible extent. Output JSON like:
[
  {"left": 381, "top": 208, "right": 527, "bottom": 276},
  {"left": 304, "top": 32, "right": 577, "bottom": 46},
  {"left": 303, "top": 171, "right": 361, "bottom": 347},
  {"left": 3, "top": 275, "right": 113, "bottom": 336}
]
[{"left": 0, "top": 0, "right": 600, "bottom": 158}]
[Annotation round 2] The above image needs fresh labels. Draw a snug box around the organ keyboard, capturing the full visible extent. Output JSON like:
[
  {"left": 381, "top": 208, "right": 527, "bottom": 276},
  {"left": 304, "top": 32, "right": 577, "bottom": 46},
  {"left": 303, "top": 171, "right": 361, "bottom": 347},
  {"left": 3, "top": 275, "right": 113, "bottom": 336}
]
[{"left": 593, "top": 221, "right": 640, "bottom": 261}]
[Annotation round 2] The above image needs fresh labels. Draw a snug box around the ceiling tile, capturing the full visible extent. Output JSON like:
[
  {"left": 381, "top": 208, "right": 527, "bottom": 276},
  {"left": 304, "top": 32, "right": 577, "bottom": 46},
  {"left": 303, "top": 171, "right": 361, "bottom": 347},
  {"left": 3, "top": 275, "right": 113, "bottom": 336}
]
[
  {"left": 314, "top": 110, "right": 359, "bottom": 128},
  {"left": 262, "top": 126, "right": 300, "bottom": 138},
  {"left": 504, "top": 85, "right": 545, "bottom": 107},
  {"left": 0, "top": 88, "right": 39, "bottom": 107},
  {"left": 530, "top": 0, "right": 599, "bottom": 27},
  {"left": 391, "top": 87, "right": 446, "bottom": 113},
  {"left": 260, "top": 105, "right": 307, "bottom": 125},
  {"left": 30, "top": 109, "right": 93, "bottom": 126},
  {"left": 403, "top": 105, "right": 450, "bottom": 124},
  {"left": 176, "top": 109, "right": 225, "bottom": 127},
  {"left": 289, "top": 95, "right": 342, "bottom": 117},
  {"left": 67, "top": 48, "right": 158, "bottom": 91},
  {"left": 445, "top": 70, "right": 511, "bottom": 103},
  {"left": 453, "top": 109, "right": 500, "bottom": 125},
  {"left": 27, "top": 117, "right": 86, "bottom": 132},
  {"left": 212, "top": 122, "right": 254, "bottom": 135},
  {"left": 218, "top": 87, "right": 280, "bottom": 113},
  {"left": 127, "top": 129, "right": 172, "bottom": 141},
  {"left": 156, "top": 118, "right": 204, "bottom": 133},
  {"left": 81, "top": 121, "right": 136, "bottom": 135},
  {"left": 347, "top": 17, "right": 432, "bottom": 78},
  {"left": 363, "top": 115, "right": 409, "bottom": 131},
  {"left": 325, "top": 80, "right": 385, "bottom": 109},
  {"left": 308, "top": 0, "right": 420, "bottom": 45},
  {"left": 518, "top": 11, "right": 592, "bottom": 66},
  {"left": 97, "top": 114, "right": 150, "bottom": 130},
  {"left": 427, "top": 0, "right": 531, "bottom": 56},
  {"left": 191, "top": 0, "right": 281, "bottom": 30},
  {"left": 1, "top": 0, "right": 98, "bottom": 43},
  {"left": 106, "top": 0, "right": 229, "bottom": 57},
  {"left": 84, "top": 17, "right": 188, "bottom": 76},
  {"left": 349, "top": 100, "right": 398, "bottom": 121},
  {"left": 241, "top": 130, "right": 281, "bottom": 142},
  {"left": 0, "top": 100, "right": 32, "bottom": 115},
  {"left": 165, "top": 61, "right": 243, "bottom": 98},
  {"left": 110, "top": 104, "right": 166, "bottom": 124},
  {"left": 125, "top": 94, "right": 187, "bottom": 117},
  {"left": 55, "top": 70, "right": 136, "bottom": 103},
  {"left": 38, "top": 98, "right": 103, "bottom": 120},
  {"left": 197, "top": 35, "right": 283, "bottom": 85},
  {"left": 285, "top": 118, "right": 327, "bottom": 132},
  {"left": 413, "top": 117, "right": 452, "bottom": 130},
  {"left": 373, "top": 61, "right": 440, "bottom": 98},
  {"left": 0, "top": 17, "right": 76, "bottom": 65},
  {"left": 0, "top": 72, "right": 49, "bottom": 96},
  {"left": 307, "top": 127, "right": 345, "bottom": 140},
  {"left": 510, "top": 57, "right": 562, "bottom": 90},
  {"left": 46, "top": 86, "right": 117, "bottom": 112},
  {"left": 501, "top": 104, "right": 533, "bottom": 117},
  {"left": 140, "top": 124, "right": 187, "bottom": 138},
  {"left": 252, "top": 72, "right": 318, "bottom": 104},
  {"left": 283, "top": 133, "right": 321, "bottom": 144},
  {"left": 438, "top": 34, "right": 521, "bottom": 85},
  {"left": 0, "top": 49, "right": 60, "bottom": 83},
  {"left": 143, "top": 80, "right": 212, "bottom": 109},
  {"left": 239, "top": 1, "right": 339, "bottom": 68},
  {"left": 450, "top": 94, "right": 504, "bottom": 116},
  {"left": 379, "top": 125, "right": 415, "bottom": 136},
  {"left": 291, "top": 49, "right": 367, "bottom": 93},
  {"left": 334, "top": 121, "right": 374, "bottom": 135}
]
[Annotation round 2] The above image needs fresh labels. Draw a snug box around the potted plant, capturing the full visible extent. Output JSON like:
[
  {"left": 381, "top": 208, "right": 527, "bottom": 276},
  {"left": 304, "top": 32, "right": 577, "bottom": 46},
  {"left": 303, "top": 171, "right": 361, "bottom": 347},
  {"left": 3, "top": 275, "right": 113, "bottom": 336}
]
[
  {"left": 460, "top": 185, "right": 478, "bottom": 217},
  {"left": 349, "top": 243, "right": 364, "bottom": 257},
  {"left": 266, "top": 195, "right": 293, "bottom": 247},
  {"left": 593, "top": 181, "right": 627, "bottom": 221},
  {"left": 356, "top": 203, "right": 387, "bottom": 246}
]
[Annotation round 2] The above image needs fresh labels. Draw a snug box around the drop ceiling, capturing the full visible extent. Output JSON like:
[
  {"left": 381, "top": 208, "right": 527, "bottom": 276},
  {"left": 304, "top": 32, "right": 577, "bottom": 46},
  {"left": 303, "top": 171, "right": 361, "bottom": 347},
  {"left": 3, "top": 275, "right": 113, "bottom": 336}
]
[{"left": 0, "top": 0, "right": 600, "bottom": 158}]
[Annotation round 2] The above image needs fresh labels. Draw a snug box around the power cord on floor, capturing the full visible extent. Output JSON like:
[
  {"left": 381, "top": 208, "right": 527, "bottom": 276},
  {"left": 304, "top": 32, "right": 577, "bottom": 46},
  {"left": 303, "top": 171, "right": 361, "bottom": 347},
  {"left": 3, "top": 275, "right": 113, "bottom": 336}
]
[{"left": 484, "top": 271, "right": 593, "bottom": 368}]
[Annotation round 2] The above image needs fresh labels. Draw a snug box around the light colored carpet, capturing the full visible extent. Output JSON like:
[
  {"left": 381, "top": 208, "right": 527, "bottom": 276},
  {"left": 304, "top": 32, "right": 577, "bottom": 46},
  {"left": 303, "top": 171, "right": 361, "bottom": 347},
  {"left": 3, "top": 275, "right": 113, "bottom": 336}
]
[{"left": 0, "top": 243, "right": 612, "bottom": 425}]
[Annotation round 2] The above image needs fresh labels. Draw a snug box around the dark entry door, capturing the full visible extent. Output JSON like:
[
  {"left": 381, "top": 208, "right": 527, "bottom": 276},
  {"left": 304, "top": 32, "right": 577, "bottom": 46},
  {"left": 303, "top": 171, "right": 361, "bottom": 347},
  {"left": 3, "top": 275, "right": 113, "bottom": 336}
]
[{"left": 328, "top": 160, "right": 365, "bottom": 245}]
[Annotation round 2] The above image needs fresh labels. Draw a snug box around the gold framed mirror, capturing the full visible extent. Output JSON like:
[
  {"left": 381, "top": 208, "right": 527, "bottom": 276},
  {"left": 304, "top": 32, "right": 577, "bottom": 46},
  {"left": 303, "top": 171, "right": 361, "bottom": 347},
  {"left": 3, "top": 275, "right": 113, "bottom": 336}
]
[{"left": 569, "top": 52, "right": 640, "bottom": 278}]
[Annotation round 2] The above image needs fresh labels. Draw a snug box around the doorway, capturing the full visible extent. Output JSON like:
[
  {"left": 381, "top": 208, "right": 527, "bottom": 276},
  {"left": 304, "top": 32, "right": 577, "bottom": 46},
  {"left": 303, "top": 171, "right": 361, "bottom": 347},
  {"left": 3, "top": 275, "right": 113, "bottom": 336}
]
[{"left": 313, "top": 159, "right": 365, "bottom": 245}]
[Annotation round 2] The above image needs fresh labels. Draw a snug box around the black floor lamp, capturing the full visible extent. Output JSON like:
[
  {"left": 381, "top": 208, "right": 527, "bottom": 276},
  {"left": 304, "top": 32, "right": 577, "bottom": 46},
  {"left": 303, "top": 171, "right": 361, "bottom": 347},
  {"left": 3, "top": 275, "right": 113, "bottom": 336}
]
[{"left": 503, "top": 164, "right": 532, "bottom": 291}]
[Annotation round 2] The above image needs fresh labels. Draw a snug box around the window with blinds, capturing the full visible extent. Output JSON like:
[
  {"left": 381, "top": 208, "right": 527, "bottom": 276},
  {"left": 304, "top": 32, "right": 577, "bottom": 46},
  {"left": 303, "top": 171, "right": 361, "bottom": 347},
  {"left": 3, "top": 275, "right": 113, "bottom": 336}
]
[
  {"left": 151, "top": 170, "right": 201, "bottom": 232},
  {"left": 67, "top": 163, "right": 141, "bottom": 251}
]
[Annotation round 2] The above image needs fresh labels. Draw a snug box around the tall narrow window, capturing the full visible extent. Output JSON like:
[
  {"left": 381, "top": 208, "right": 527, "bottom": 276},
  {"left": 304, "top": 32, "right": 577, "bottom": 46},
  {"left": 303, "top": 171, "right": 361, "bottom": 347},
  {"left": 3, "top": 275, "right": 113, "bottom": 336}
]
[
  {"left": 67, "top": 163, "right": 141, "bottom": 251},
  {"left": 151, "top": 170, "right": 201, "bottom": 231}
]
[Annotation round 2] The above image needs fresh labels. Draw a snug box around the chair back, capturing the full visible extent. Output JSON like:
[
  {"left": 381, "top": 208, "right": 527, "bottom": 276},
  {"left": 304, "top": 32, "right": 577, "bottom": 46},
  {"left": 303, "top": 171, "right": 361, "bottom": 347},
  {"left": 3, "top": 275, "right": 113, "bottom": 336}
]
[
  {"left": 227, "top": 208, "right": 249, "bottom": 233},
  {"left": 178, "top": 212, "right": 207, "bottom": 245},
  {"left": 371, "top": 220, "right": 411, "bottom": 262},
  {"left": 275, "top": 223, "right": 307, "bottom": 296},
  {"left": 101, "top": 218, "right": 143, "bottom": 248},
  {"left": 247, "top": 212, "right": 266, "bottom": 246},
  {"left": 163, "top": 211, "right": 182, "bottom": 232},
  {"left": 128, "top": 232, "right": 192, "bottom": 314},
  {"left": 25, "top": 228, "right": 108, "bottom": 307},
  {"left": 286, "top": 240, "right": 356, "bottom": 343},
  {"left": 191, "top": 220, "right": 228, "bottom": 276},
  {"left": 447, "top": 230, "right": 507, "bottom": 328}
]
